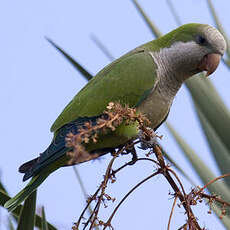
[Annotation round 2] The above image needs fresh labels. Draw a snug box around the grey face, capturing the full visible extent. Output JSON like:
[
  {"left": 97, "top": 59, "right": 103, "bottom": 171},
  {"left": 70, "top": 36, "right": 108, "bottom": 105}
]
[
  {"left": 194, "top": 25, "right": 226, "bottom": 76},
  {"left": 196, "top": 25, "right": 226, "bottom": 56},
  {"left": 157, "top": 25, "right": 226, "bottom": 81}
]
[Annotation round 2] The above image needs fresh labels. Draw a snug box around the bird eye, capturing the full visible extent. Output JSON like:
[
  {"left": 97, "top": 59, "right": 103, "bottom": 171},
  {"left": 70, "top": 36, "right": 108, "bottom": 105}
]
[{"left": 197, "top": 35, "right": 207, "bottom": 45}]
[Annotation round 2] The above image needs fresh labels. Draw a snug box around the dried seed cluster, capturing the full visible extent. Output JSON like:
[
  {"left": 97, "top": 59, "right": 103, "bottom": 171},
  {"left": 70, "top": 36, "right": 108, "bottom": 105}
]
[{"left": 65, "top": 102, "right": 150, "bottom": 165}]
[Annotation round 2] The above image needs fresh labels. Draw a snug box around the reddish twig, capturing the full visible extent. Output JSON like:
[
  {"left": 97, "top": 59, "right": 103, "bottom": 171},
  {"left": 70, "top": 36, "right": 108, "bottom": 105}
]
[
  {"left": 167, "top": 195, "right": 178, "bottom": 230},
  {"left": 153, "top": 145, "right": 202, "bottom": 230},
  {"left": 74, "top": 187, "right": 101, "bottom": 229},
  {"left": 195, "top": 172, "right": 230, "bottom": 195},
  {"left": 199, "top": 193, "right": 230, "bottom": 207},
  {"left": 103, "top": 170, "right": 161, "bottom": 229}
]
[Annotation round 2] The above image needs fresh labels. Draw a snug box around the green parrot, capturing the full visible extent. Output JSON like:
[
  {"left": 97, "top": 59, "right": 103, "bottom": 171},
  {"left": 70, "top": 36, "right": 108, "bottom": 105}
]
[{"left": 5, "top": 23, "right": 226, "bottom": 211}]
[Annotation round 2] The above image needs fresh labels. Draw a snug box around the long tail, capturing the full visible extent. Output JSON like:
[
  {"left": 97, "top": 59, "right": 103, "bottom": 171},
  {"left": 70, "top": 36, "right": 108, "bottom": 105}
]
[
  {"left": 4, "top": 170, "right": 50, "bottom": 212},
  {"left": 5, "top": 115, "right": 113, "bottom": 212}
]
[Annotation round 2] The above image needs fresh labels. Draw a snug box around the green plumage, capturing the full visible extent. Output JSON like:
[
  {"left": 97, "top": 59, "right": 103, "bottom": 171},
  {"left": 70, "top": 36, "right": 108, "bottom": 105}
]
[
  {"left": 51, "top": 48, "right": 157, "bottom": 132},
  {"left": 5, "top": 23, "right": 226, "bottom": 211},
  {"left": 51, "top": 23, "right": 210, "bottom": 133}
]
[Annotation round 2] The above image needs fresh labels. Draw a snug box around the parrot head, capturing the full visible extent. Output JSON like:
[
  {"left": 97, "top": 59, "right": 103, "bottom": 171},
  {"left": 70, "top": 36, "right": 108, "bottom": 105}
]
[
  {"left": 194, "top": 25, "right": 226, "bottom": 76},
  {"left": 152, "top": 23, "right": 227, "bottom": 81}
]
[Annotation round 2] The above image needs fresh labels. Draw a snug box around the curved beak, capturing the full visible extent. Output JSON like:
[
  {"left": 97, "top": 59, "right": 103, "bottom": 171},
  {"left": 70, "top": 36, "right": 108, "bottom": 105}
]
[{"left": 197, "top": 53, "right": 222, "bottom": 77}]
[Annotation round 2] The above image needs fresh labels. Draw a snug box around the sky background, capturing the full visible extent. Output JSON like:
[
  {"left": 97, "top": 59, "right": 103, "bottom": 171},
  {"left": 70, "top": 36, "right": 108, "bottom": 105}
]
[{"left": 0, "top": 0, "right": 230, "bottom": 229}]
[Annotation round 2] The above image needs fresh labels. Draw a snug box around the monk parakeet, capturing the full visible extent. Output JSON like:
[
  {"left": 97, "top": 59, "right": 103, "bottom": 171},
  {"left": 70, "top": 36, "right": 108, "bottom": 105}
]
[{"left": 5, "top": 23, "right": 226, "bottom": 211}]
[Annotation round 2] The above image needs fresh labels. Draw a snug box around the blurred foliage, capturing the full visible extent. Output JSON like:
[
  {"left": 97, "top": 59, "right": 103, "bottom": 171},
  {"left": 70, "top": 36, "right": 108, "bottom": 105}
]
[
  {"left": 41, "top": 206, "right": 49, "bottom": 230},
  {"left": 0, "top": 184, "right": 57, "bottom": 230},
  {"left": 1, "top": 0, "right": 230, "bottom": 229},
  {"left": 16, "top": 191, "right": 37, "bottom": 230}
]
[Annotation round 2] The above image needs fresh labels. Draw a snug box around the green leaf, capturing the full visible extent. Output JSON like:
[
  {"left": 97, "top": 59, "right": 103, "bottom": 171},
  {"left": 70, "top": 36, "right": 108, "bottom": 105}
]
[
  {"left": 223, "top": 58, "right": 230, "bottom": 68},
  {"left": 166, "top": 123, "right": 230, "bottom": 203},
  {"left": 212, "top": 203, "right": 230, "bottom": 229},
  {"left": 186, "top": 77, "right": 230, "bottom": 157},
  {"left": 0, "top": 181, "right": 7, "bottom": 193},
  {"left": 7, "top": 216, "right": 15, "bottom": 230},
  {"left": 90, "top": 34, "right": 115, "bottom": 61},
  {"left": 166, "top": 0, "right": 182, "bottom": 26},
  {"left": 41, "top": 206, "right": 48, "bottom": 230},
  {"left": 17, "top": 190, "right": 37, "bottom": 230},
  {"left": 46, "top": 37, "right": 93, "bottom": 81},
  {"left": 73, "top": 167, "right": 93, "bottom": 215},
  {"left": 161, "top": 133, "right": 196, "bottom": 186},
  {"left": 0, "top": 184, "right": 19, "bottom": 224},
  {"left": 0, "top": 190, "right": 57, "bottom": 230},
  {"left": 195, "top": 104, "right": 230, "bottom": 186},
  {"left": 167, "top": 123, "right": 230, "bottom": 229},
  {"left": 206, "top": 0, "right": 230, "bottom": 61},
  {"left": 132, "top": 0, "right": 162, "bottom": 38},
  {"left": 185, "top": 75, "right": 230, "bottom": 187}
]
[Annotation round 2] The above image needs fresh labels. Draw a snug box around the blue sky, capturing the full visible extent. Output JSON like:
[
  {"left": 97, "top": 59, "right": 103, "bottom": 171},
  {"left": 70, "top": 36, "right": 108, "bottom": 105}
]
[{"left": 0, "top": 0, "right": 230, "bottom": 229}]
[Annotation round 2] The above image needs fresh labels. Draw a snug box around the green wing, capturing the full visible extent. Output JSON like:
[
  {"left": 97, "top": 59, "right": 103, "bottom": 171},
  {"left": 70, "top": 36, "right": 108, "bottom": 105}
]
[
  {"left": 51, "top": 48, "right": 158, "bottom": 134},
  {"left": 4, "top": 48, "right": 159, "bottom": 212}
]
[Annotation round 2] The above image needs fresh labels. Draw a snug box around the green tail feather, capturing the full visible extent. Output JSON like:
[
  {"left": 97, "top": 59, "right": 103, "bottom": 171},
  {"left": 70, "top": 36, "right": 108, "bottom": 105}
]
[{"left": 4, "top": 171, "right": 50, "bottom": 212}]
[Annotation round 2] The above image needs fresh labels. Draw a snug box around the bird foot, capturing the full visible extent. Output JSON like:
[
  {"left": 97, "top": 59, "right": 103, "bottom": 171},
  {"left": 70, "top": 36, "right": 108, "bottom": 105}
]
[
  {"left": 121, "top": 143, "right": 138, "bottom": 165},
  {"left": 128, "top": 147, "right": 138, "bottom": 165},
  {"left": 138, "top": 127, "right": 159, "bottom": 150}
]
